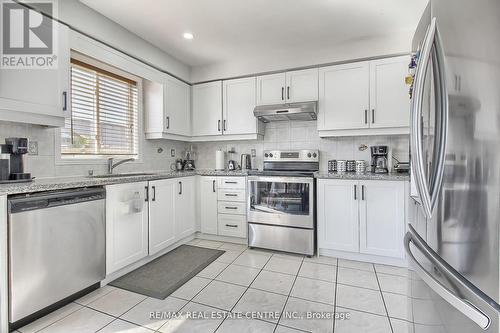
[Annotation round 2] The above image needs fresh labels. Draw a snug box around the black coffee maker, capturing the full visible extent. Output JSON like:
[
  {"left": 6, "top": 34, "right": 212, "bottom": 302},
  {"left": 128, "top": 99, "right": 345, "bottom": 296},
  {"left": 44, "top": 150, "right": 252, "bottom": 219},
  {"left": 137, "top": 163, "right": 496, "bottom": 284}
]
[
  {"left": 5, "top": 138, "right": 31, "bottom": 181},
  {"left": 370, "top": 145, "right": 389, "bottom": 174}
]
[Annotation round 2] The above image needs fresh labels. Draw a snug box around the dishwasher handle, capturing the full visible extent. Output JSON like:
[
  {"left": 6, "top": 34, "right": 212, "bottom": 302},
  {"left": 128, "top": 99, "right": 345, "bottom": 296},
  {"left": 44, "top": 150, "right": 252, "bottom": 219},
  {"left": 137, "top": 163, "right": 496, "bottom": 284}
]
[{"left": 8, "top": 187, "right": 106, "bottom": 213}]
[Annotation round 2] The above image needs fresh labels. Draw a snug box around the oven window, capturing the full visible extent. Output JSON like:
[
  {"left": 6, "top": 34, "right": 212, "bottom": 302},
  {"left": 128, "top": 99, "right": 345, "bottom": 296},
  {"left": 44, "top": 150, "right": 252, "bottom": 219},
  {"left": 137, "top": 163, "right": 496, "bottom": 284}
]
[{"left": 249, "top": 181, "right": 310, "bottom": 215}]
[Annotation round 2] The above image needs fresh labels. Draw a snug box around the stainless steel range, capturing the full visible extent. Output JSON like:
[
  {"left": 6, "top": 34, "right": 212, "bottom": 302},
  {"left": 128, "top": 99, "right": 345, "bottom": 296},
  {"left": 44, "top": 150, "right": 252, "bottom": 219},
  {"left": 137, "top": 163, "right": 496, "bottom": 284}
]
[{"left": 247, "top": 150, "right": 318, "bottom": 256}]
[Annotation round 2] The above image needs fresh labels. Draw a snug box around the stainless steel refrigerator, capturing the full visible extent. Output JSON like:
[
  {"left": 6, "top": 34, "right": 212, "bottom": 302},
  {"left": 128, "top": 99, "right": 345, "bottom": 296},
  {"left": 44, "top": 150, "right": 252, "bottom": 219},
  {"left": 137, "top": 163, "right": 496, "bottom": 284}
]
[{"left": 406, "top": 0, "right": 500, "bottom": 332}]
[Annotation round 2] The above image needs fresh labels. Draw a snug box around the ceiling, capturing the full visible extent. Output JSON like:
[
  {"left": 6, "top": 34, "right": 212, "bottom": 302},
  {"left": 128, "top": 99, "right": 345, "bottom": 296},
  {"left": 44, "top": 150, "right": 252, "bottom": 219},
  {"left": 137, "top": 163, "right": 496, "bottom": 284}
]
[{"left": 80, "top": 0, "right": 427, "bottom": 70}]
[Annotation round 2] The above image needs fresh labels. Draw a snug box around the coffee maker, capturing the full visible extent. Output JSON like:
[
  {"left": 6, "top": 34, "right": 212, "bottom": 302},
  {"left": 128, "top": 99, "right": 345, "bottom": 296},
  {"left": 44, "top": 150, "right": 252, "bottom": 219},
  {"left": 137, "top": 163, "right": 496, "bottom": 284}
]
[
  {"left": 5, "top": 138, "right": 31, "bottom": 181},
  {"left": 370, "top": 145, "right": 389, "bottom": 174}
]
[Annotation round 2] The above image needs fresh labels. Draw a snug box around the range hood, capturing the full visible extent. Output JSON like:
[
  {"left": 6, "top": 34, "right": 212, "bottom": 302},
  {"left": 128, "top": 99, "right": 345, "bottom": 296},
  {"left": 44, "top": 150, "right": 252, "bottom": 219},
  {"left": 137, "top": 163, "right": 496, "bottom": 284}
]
[{"left": 253, "top": 101, "right": 317, "bottom": 122}]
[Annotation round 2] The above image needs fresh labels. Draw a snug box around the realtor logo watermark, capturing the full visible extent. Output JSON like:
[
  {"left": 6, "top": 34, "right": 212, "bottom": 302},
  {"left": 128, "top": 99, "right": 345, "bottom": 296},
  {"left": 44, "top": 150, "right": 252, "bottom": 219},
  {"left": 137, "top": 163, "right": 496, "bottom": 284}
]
[{"left": 1, "top": 0, "right": 58, "bottom": 69}]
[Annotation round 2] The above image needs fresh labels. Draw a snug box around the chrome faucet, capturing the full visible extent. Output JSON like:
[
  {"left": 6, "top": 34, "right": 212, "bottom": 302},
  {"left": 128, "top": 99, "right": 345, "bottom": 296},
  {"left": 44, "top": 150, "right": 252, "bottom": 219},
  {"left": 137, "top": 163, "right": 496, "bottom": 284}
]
[{"left": 108, "top": 157, "right": 135, "bottom": 174}]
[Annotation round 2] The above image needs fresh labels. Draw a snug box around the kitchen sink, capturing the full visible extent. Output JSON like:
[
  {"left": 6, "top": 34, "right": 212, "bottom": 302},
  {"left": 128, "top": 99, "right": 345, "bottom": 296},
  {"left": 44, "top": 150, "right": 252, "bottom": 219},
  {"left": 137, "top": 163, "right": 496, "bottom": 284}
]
[{"left": 89, "top": 172, "right": 156, "bottom": 178}]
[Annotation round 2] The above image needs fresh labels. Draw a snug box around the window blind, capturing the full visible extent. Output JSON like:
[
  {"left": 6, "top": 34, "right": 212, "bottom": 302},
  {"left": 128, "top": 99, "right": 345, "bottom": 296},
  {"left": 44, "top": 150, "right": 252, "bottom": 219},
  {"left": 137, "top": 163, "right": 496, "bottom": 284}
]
[{"left": 61, "top": 59, "right": 139, "bottom": 157}]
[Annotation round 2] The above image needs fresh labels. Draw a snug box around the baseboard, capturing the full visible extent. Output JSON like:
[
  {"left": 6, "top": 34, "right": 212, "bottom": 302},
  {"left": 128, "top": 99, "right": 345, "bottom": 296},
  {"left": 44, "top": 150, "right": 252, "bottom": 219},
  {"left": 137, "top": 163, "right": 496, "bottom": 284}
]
[
  {"left": 195, "top": 232, "right": 247, "bottom": 245},
  {"left": 319, "top": 248, "right": 408, "bottom": 267}
]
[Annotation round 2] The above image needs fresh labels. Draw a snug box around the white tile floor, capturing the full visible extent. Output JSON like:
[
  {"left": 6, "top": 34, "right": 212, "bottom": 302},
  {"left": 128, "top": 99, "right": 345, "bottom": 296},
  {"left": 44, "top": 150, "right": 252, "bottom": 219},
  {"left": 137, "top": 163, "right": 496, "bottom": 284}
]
[{"left": 17, "top": 239, "right": 418, "bottom": 333}]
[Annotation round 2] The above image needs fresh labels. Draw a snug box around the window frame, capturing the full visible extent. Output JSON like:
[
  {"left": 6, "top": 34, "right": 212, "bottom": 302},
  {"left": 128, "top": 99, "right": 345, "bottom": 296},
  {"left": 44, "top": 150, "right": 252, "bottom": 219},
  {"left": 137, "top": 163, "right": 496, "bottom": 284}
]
[{"left": 55, "top": 51, "right": 144, "bottom": 165}]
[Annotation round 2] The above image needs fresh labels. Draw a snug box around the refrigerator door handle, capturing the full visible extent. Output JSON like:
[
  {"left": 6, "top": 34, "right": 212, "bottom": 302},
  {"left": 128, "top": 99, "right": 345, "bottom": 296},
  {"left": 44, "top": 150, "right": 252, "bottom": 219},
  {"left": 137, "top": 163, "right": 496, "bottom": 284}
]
[
  {"left": 405, "top": 225, "right": 498, "bottom": 330},
  {"left": 428, "top": 21, "right": 449, "bottom": 213},
  {"left": 410, "top": 18, "right": 436, "bottom": 219}
]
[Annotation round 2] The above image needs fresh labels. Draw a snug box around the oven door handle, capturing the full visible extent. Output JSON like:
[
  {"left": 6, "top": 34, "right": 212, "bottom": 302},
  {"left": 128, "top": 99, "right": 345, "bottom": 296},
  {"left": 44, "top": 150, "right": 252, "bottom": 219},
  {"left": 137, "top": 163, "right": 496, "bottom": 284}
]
[{"left": 247, "top": 176, "right": 314, "bottom": 184}]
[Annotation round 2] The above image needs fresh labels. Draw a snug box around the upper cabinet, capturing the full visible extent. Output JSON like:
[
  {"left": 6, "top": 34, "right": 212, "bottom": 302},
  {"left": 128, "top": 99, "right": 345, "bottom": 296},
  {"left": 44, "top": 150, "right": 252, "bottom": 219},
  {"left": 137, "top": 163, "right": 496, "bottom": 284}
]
[
  {"left": 191, "top": 81, "right": 223, "bottom": 137},
  {"left": 256, "top": 68, "right": 318, "bottom": 105},
  {"left": 318, "top": 55, "right": 410, "bottom": 137},
  {"left": 0, "top": 22, "right": 70, "bottom": 127},
  {"left": 145, "top": 75, "right": 191, "bottom": 140},
  {"left": 191, "top": 79, "right": 263, "bottom": 141}
]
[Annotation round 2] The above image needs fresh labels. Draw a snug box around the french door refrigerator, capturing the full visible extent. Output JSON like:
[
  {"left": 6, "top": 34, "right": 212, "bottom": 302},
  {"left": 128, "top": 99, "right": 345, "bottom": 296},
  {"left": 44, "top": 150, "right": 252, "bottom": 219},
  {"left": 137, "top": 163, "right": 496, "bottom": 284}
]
[{"left": 406, "top": 0, "right": 500, "bottom": 332}]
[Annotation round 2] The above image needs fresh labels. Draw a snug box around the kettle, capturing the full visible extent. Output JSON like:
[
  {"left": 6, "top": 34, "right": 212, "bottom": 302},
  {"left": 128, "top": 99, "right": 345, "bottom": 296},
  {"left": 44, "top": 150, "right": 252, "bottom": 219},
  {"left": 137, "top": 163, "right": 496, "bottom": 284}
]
[
  {"left": 240, "top": 154, "right": 252, "bottom": 171},
  {"left": 227, "top": 160, "right": 237, "bottom": 171}
]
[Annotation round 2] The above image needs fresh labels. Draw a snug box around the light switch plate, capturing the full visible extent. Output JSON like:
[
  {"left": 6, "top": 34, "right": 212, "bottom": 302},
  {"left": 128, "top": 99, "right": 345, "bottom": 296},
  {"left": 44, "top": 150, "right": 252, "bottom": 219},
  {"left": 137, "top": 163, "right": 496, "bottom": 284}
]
[
  {"left": 251, "top": 149, "right": 256, "bottom": 157},
  {"left": 28, "top": 141, "right": 38, "bottom": 155},
  {"left": 170, "top": 148, "right": 176, "bottom": 157}
]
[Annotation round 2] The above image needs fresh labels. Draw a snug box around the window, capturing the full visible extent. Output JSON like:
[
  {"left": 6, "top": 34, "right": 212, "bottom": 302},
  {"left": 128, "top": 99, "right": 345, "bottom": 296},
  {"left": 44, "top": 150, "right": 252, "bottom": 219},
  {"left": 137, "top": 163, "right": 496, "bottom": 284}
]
[{"left": 61, "top": 58, "right": 139, "bottom": 157}]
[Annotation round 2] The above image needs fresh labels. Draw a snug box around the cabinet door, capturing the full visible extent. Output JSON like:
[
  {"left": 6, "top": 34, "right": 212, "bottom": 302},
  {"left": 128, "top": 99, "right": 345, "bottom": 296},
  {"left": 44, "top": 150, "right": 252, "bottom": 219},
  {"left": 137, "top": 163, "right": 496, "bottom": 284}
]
[
  {"left": 166, "top": 77, "right": 191, "bottom": 136},
  {"left": 192, "top": 81, "right": 222, "bottom": 136},
  {"left": 256, "top": 73, "right": 286, "bottom": 105},
  {"left": 149, "top": 179, "right": 176, "bottom": 255},
  {"left": 218, "top": 214, "right": 246, "bottom": 238},
  {"left": 285, "top": 68, "right": 318, "bottom": 103},
  {"left": 222, "top": 77, "right": 257, "bottom": 135},
  {"left": 199, "top": 177, "right": 218, "bottom": 235},
  {"left": 359, "top": 181, "right": 405, "bottom": 258},
  {"left": 106, "top": 182, "right": 149, "bottom": 274},
  {"left": 318, "top": 62, "right": 370, "bottom": 131},
  {"left": 175, "top": 177, "right": 196, "bottom": 239},
  {"left": 369, "top": 56, "right": 410, "bottom": 128},
  {"left": 0, "top": 22, "right": 69, "bottom": 126},
  {"left": 317, "top": 179, "right": 360, "bottom": 252}
]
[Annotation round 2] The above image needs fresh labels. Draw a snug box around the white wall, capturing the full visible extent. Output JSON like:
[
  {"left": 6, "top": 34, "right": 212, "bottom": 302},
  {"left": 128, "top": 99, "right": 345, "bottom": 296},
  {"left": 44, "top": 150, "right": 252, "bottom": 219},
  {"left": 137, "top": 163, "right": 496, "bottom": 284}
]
[
  {"left": 36, "top": 0, "right": 190, "bottom": 81},
  {"left": 194, "top": 121, "right": 409, "bottom": 172},
  {"left": 191, "top": 32, "right": 411, "bottom": 83}
]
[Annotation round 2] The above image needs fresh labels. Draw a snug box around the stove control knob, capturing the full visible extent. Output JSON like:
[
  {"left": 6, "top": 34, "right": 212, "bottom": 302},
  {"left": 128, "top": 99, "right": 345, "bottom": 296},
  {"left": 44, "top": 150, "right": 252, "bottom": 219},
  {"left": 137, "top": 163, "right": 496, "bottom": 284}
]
[
  {"left": 269, "top": 153, "right": 273, "bottom": 158},
  {"left": 313, "top": 153, "right": 317, "bottom": 158},
  {"left": 265, "top": 153, "right": 269, "bottom": 157},
  {"left": 307, "top": 153, "right": 312, "bottom": 158}
]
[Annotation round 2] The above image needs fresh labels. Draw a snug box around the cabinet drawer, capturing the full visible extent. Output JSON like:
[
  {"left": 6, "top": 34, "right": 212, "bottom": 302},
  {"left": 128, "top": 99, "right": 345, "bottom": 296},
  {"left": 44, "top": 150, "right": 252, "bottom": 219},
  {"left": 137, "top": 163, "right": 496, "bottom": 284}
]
[
  {"left": 217, "top": 177, "right": 246, "bottom": 189},
  {"left": 218, "top": 214, "right": 246, "bottom": 238},
  {"left": 218, "top": 201, "right": 246, "bottom": 215},
  {"left": 218, "top": 189, "right": 245, "bottom": 202}
]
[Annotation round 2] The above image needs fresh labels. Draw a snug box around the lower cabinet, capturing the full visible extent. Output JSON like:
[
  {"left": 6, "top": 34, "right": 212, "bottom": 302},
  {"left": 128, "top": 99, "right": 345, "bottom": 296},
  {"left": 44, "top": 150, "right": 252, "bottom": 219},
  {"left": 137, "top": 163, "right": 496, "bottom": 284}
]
[
  {"left": 318, "top": 179, "right": 406, "bottom": 259},
  {"left": 106, "top": 182, "right": 149, "bottom": 275},
  {"left": 199, "top": 176, "right": 247, "bottom": 239},
  {"left": 174, "top": 177, "right": 196, "bottom": 239},
  {"left": 148, "top": 179, "right": 176, "bottom": 255}
]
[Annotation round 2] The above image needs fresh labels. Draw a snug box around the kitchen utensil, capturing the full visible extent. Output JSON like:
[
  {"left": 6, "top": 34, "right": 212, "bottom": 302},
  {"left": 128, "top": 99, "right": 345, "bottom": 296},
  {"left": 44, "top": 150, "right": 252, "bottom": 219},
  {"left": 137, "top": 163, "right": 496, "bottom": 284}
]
[
  {"left": 227, "top": 160, "right": 237, "bottom": 171},
  {"left": 346, "top": 160, "right": 356, "bottom": 172},
  {"left": 240, "top": 154, "right": 252, "bottom": 171},
  {"left": 183, "top": 159, "right": 195, "bottom": 171},
  {"left": 355, "top": 160, "right": 366, "bottom": 174},
  {"left": 170, "top": 159, "right": 184, "bottom": 171},
  {"left": 336, "top": 160, "right": 347, "bottom": 173},
  {"left": 328, "top": 160, "right": 337, "bottom": 173}
]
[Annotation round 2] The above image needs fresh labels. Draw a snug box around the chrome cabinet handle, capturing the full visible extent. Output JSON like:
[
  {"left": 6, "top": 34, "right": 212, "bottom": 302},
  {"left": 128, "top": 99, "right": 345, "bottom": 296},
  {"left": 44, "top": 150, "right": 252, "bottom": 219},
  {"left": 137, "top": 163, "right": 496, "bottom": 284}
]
[
  {"left": 166, "top": 116, "right": 170, "bottom": 129},
  {"left": 371, "top": 109, "right": 375, "bottom": 123},
  {"left": 364, "top": 109, "right": 368, "bottom": 124},
  {"left": 361, "top": 185, "right": 365, "bottom": 200},
  {"left": 287, "top": 86, "right": 290, "bottom": 100},
  {"left": 223, "top": 119, "right": 227, "bottom": 131},
  {"left": 225, "top": 224, "right": 238, "bottom": 228},
  {"left": 405, "top": 225, "right": 495, "bottom": 330},
  {"left": 225, "top": 206, "right": 238, "bottom": 210},
  {"left": 144, "top": 186, "right": 149, "bottom": 202},
  {"left": 281, "top": 87, "right": 284, "bottom": 100},
  {"left": 152, "top": 186, "right": 156, "bottom": 201},
  {"left": 62, "top": 91, "right": 68, "bottom": 111},
  {"left": 225, "top": 181, "right": 237, "bottom": 184},
  {"left": 218, "top": 120, "right": 221, "bottom": 132},
  {"left": 225, "top": 193, "right": 237, "bottom": 197},
  {"left": 212, "top": 180, "right": 216, "bottom": 192},
  {"left": 354, "top": 185, "right": 357, "bottom": 200},
  {"left": 179, "top": 181, "right": 182, "bottom": 195}
]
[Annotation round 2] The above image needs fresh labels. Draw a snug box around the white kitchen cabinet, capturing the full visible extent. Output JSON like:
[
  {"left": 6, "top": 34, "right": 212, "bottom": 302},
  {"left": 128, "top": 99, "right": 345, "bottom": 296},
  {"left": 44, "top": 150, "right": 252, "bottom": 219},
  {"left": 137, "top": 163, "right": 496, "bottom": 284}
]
[
  {"left": 318, "top": 56, "right": 410, "bottom": 137},
  {"left": 175, "top": 177, "right": 196, "bottom": 239},
  {"left": 359, "top": 181, "right": 405, "bottom": 258},
  {"left": 369, "top": 56, "right": 410, "bottom": 128},
  {"left": 199, "top": 176, "right": 218, "bottom": 235},
  {"left": 144, "top": 75, "right": 191, "bottom": 140},
  {"left": 256, "top": 73, "right": 286, "bottom": 105},
  {"left": 256, "top": 69, "right": 318, "bottom": 106},
  {"left": 106, "top": 182, "right": 149, "bottom": 274},
  {"left": 192, "top": 81, "right": 223, "bottom": 137},
  {"left": 218, "top": 214, "right": 246, "bottom": 238},
  {"left": 285, "top": 68, "right": 319, "bottom": 103},
  {"left": 318, "top": 62, "right": 370, "bottom": 131},
  {"left": 318, "top": 178, "right": 406, "bottom": 261},
  {"left": 148, "top": 179, "right": 176, "bottom": 255},
  {"left": 317, "top": 179, "right": 360, "bottom": 252},
  {"left": 0, "top": 22, "right": 70, "bottom": 127},
  {"left": 222, "top": 77, "right": 259, "bottom": 135}
]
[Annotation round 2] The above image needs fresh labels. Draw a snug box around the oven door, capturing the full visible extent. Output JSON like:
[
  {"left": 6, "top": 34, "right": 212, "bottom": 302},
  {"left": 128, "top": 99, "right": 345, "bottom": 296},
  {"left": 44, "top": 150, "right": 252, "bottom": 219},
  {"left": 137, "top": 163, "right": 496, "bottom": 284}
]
[{"left": 247, "top": 176, "right": 314, "bottom": 228}]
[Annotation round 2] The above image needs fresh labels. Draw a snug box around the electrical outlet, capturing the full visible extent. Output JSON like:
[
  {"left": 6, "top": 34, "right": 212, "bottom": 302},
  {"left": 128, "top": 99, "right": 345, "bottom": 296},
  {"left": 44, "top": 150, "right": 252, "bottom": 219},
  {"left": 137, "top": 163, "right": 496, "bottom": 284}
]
[
  {"left": 251, "top": 149, "right": 256, "bottom": 157},
  {"left": 170, "top": 148, "right": 176, "bottom": 157},
  {"left": 28, "top": 141, "right": 38, "bottom": 155}
]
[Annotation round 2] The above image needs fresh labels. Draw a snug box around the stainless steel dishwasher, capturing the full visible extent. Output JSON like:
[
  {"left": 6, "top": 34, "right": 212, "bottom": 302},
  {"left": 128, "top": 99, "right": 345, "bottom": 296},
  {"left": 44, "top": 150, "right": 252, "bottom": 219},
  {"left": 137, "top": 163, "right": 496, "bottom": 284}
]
[{"left": 8, "top": 187, "right": 106, "bottom": 325}]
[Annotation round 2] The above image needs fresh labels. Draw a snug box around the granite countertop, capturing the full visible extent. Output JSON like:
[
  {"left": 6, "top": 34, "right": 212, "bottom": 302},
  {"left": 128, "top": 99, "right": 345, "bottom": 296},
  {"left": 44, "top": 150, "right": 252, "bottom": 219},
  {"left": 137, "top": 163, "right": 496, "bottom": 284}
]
[
  {"left": 315, "top": 171, "right": 409, "bottom": 181},
  {"left": 0, "top": 169, "right": 249, "bottom": 195}
]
